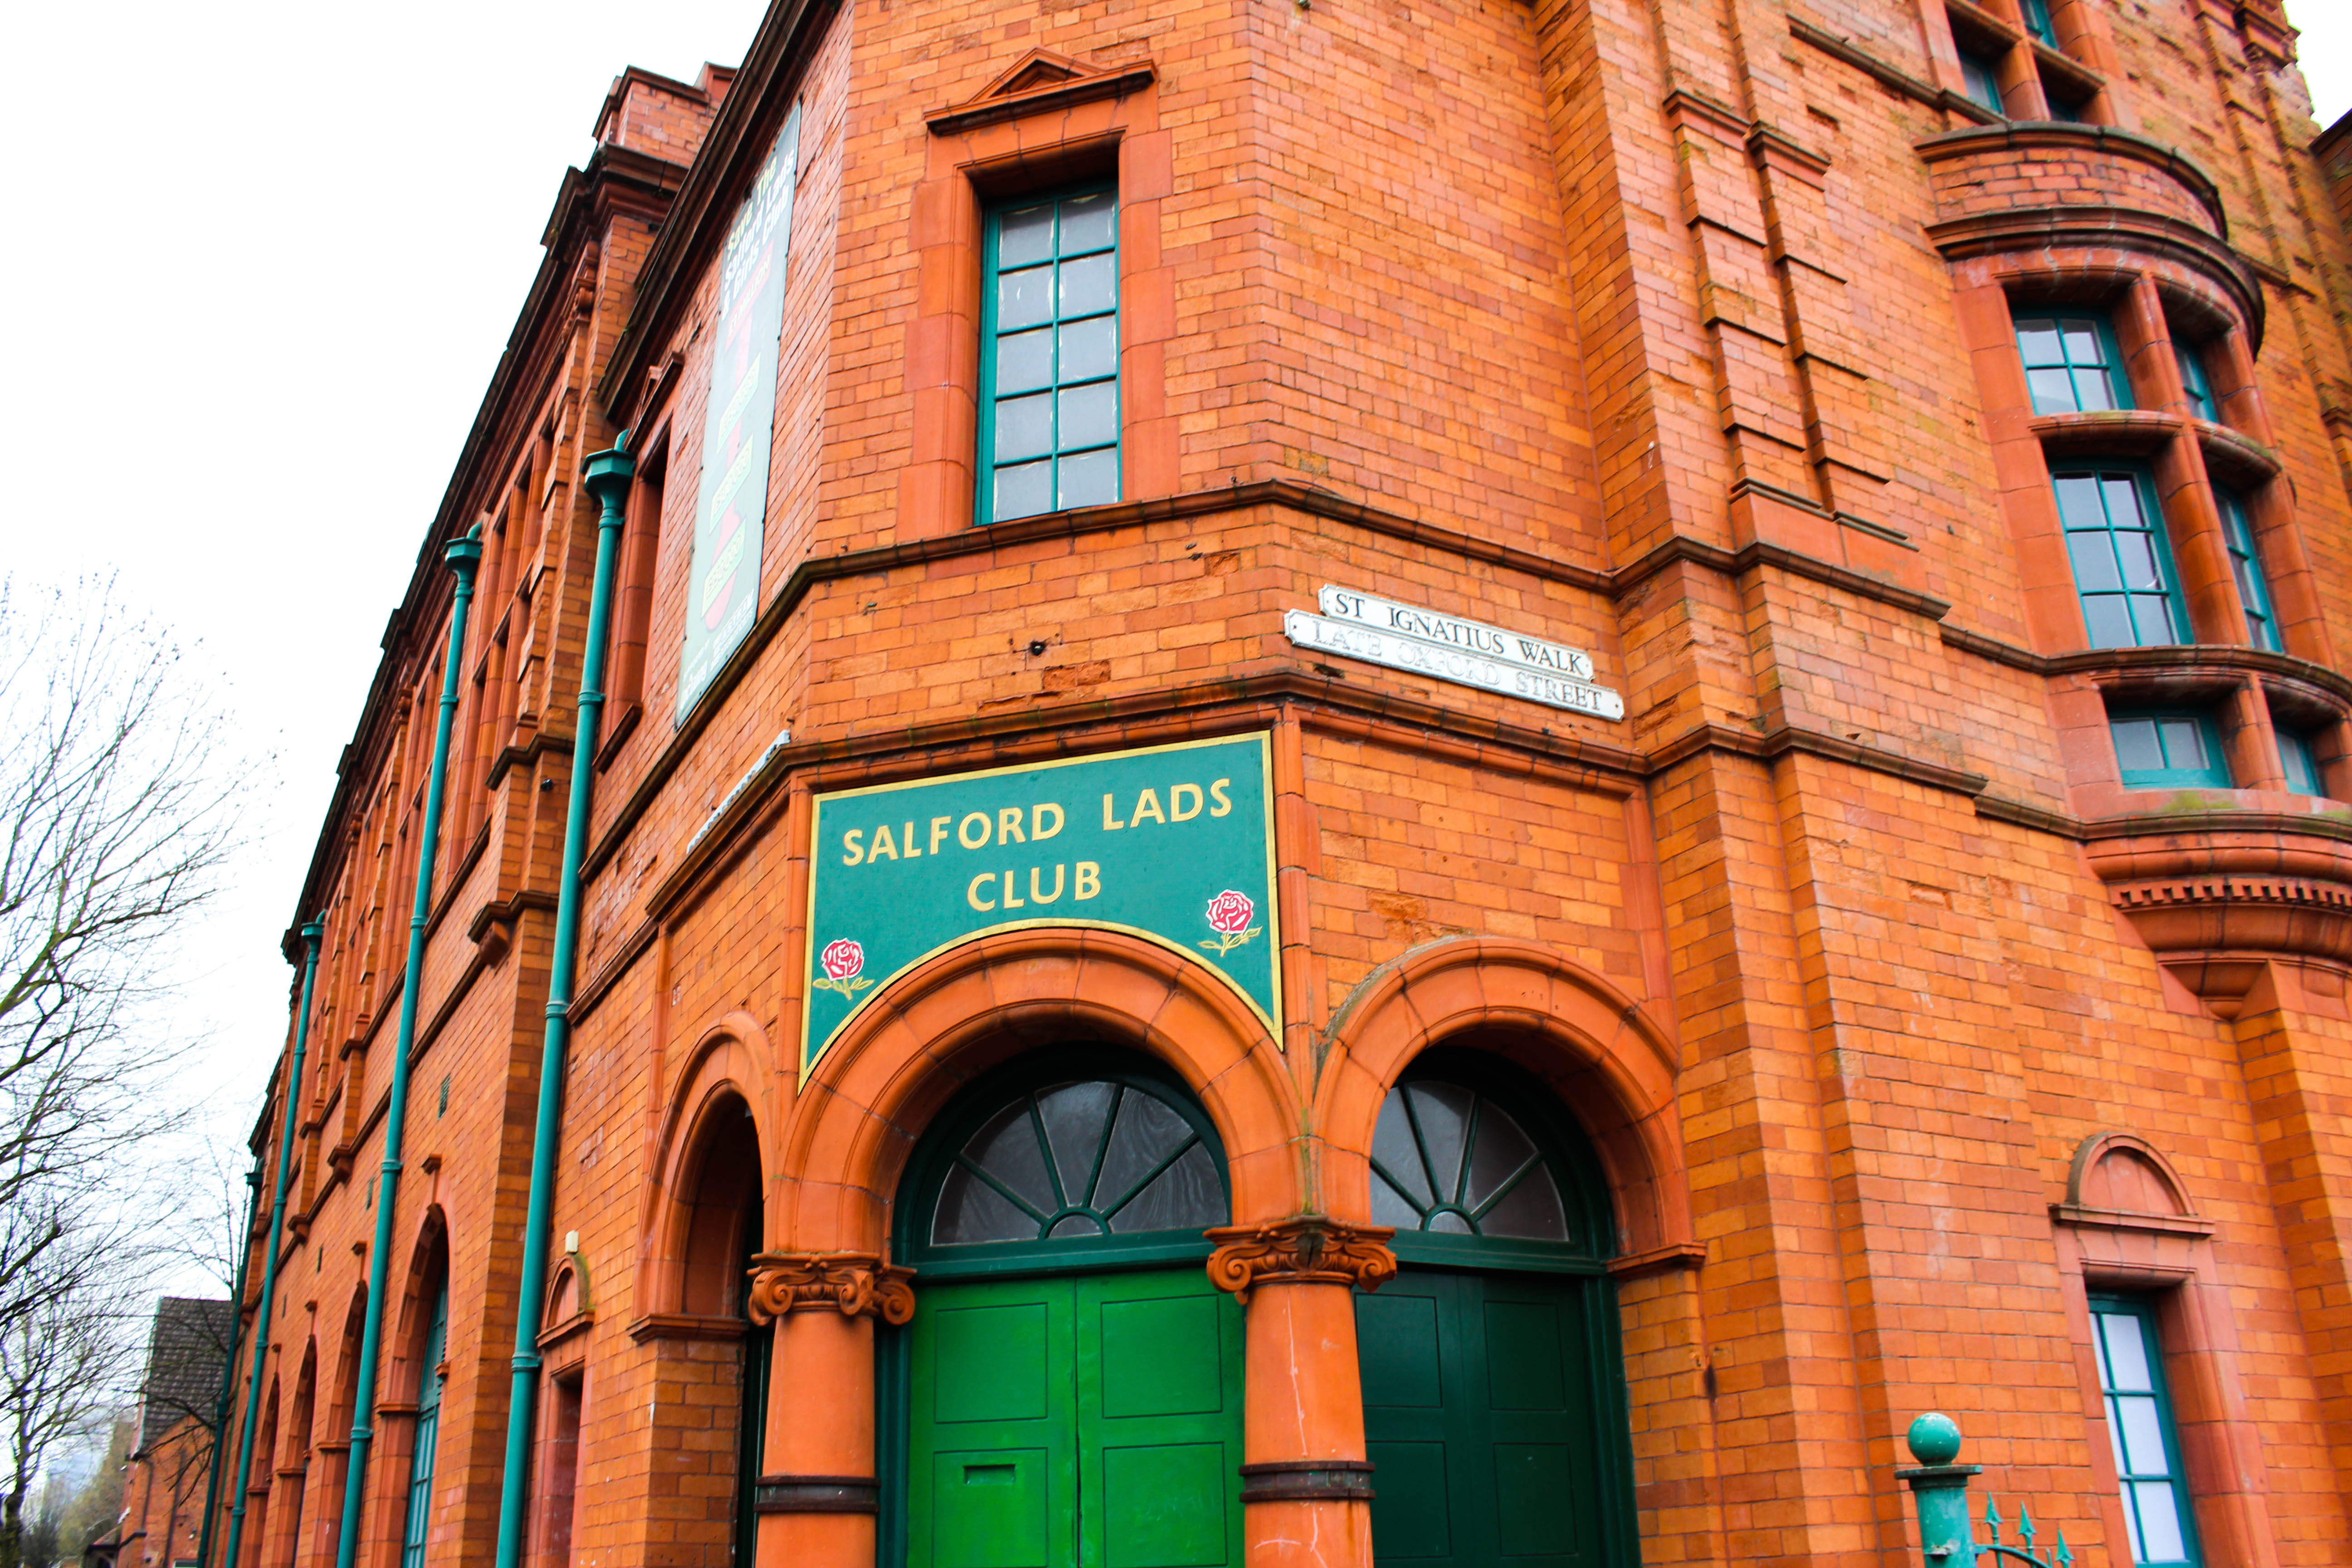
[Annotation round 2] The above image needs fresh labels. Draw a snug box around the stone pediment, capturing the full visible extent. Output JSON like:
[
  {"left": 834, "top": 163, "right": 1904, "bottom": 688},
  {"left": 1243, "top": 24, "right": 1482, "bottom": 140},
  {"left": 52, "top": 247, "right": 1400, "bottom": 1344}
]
[{"left": 927, "top": 48, "right": 1156, "bottom": 136}]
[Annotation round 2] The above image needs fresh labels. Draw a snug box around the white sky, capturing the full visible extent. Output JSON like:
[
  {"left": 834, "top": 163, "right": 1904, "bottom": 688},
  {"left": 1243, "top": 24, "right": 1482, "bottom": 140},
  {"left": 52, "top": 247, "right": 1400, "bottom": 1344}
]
[{"left": 0, "top": 0, "right": 2347, "bottom": 1164}]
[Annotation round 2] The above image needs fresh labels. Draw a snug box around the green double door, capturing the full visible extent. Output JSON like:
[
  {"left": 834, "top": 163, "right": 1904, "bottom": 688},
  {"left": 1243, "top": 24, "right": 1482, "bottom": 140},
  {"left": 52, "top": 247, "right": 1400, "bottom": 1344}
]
[
  {"left": 909, "top": 1267, "right": 1245, "bottom": 1568},
  {"left": 1356, "top": 1269, "right": 1616, "bottom": 1568}
]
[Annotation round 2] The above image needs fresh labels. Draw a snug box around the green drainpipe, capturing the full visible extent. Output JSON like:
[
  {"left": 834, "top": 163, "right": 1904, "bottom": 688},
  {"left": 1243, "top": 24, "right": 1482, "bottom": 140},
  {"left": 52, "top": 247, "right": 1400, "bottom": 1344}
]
[
  {"left": 331, "top": 530, "right": 483, "bottom": 1568},
  {"left": 491, "top": 439, "right": 632, "bottom": 1568},
  {"left": 219, "top": 919, "right": 325, "bottom": 1568},
  {"left": 196, "top": 1154, "right": 268, "bottom": 1568}
]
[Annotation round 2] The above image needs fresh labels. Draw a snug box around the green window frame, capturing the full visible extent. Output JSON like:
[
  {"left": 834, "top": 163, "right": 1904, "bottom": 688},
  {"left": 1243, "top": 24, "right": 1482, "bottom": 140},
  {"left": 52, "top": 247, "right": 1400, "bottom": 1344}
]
[
  {"left": 2110, "top": 710, "right": 2230, "bottom": 790},
  {"left": 399, "top": 1284, "right": 448, "bottom": 1568},
  {"left": 2216, "top": 490, "right": 2279, "bottom": 652},
  {"left": 2056, "top": 464, "right": 2189, "bottom": 648},
  {"left": 1960, "top": 50, "right": 2006, "bottom": 114},
  {"left": 977, "top": 185, "right": 1121, "bottom": 526},
  {"left": 2279, "top": 727, "right": 2324, "bottom": 796},
  {"left": 2020, "top": 0, "right": 2059, "bottom": 48},
  {"left": 2089, "top": 1295, "right": 2202, "bottom": 1568},
  {"left": 2175, "top": 339, "right": 2215, "bottom": 421},
  {"left": 2017, "top": 313, "right": 2131, "bottom": 414}
]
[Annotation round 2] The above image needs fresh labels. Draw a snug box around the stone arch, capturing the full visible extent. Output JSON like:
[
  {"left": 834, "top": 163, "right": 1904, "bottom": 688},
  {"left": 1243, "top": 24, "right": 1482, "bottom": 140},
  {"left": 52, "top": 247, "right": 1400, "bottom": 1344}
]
[
  {"left": 778, "top": 926, "right": 1300, "bottom": 1254},
  {"left": 240, "top": 1375, "right": 280, "bottom": 1568},
  {"left": 1313, "top": 935, "right": 1690, "bottom": 1257},
  {"left": 388, "top": 1206, "right": 451, "bottom": 1405},
  {"left": 638, "top": 1013, "right": 773, "bottom": 1320},
  {"left": 313, "top": 1286, "right": 368, "bottom": 1562},
  {"left": 2065, "top": 1130, "right": 2201, "bottom": 1219}
]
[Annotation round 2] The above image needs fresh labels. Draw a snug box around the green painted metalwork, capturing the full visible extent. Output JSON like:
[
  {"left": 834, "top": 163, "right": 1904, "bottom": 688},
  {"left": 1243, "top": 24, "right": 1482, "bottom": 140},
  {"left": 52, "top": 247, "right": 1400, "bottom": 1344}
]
[
  {"left": 196, "top": 1156, "right": 269, "bottom": 1568},
  {"left": 331, "top": 531, "right": 481, "bottom": 1568},
  {"left": 222, "top": 918, "right": 324, "bottom": 1568},
  {"left": 2054, "top": 464, "right": 2190, "bottom": 650},
  {"left": 492, "top": 440, "right": 635, "bottom": 1568},
  {"left": 2088, "top": 1295, "right": 2201, "bottom": 1566},
  {"left": 975, "top": 183, "right": 1120, "bottom": 526},
  {"left": 1898, "top": 1416, "right": 2078, "bottom": 1568},
  {"left": 804, "top": 734, "right": 1277, "bottom": 1075},
  {"left": 2016, "top": 314, "right": 2132, "bottom": 415},
  {"left": 399, "top": 1285, "right": 449, "bottom": 1568},
  {"left": 2108, "top": 710, "right": 2230, "bottom": 791}
]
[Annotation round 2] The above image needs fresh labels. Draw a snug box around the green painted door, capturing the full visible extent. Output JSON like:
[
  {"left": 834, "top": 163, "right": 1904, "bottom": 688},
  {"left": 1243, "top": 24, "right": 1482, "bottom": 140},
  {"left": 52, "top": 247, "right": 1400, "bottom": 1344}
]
[
  {"left": 910, "top": 1268, "right": 1242, "bottom": 1568},
  {"left": 1357, "top": 1269, "right": 1609, "bottom": 1568}
]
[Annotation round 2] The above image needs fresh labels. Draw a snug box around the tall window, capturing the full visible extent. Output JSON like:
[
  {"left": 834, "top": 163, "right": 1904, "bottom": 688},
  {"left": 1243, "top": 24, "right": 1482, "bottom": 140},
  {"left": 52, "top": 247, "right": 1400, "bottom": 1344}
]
[
  {"left": 2216, "top": 490, "right": 2279, "bottom": 652},
  {"left": 400, "top": 1285, "right": 449, "bottom": 1568},
  {"left": 2020, "top": 0, "right": 2059, "bottom": 48},
  {"left": 2090, "top": 1296, "right": 2201, "bottom": 1567},
  {"left": 2175, "top": 340, "right": 2216, "bottom": 422},
  {"left": 2279, "top": 728, "right": 2324, "bottom": 796},
  {"left": 2018, "top": 314, "right": 2129, "bottom": 413},
  {"left": 2109, "top": 711, "right": 2230, "bottom": 790},
  {"left": 1960, "top": 50, "right": 2006, "bottom": 114},
  {"left": 2057, "top": 466, "right": 2188, "bottom": 647},
  {"left": 979, "top": 187, "right": 1120, "bottom": 525}
]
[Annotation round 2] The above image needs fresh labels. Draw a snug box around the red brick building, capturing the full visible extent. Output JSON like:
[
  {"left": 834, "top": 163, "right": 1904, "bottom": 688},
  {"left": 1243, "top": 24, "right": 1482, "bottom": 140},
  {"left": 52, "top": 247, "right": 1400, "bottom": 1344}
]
[{"left": 213, "top": 0, "right": 2352, "bottom": 1564}]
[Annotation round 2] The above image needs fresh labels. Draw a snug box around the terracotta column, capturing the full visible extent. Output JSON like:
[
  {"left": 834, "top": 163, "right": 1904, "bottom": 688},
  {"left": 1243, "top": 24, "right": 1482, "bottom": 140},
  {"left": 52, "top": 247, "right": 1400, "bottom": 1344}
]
[
  {"left": 1207, "top": 1218, "right": 1397, "bottom": 1568},
  {"left": 745, "top": 1253, "right": 915, "bottom": 1568}
]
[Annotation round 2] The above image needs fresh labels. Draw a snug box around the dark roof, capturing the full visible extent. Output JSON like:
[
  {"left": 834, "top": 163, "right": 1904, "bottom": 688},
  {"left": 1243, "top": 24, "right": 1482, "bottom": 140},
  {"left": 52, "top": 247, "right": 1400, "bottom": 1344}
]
[{"left": 138, "top": 1298, "right": 234, "bottom": 1451}]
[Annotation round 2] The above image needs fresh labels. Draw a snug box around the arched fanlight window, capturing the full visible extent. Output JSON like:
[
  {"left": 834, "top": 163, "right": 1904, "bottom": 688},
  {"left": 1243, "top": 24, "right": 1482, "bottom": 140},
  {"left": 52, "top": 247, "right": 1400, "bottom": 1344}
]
[
  {"left": 900, "top": 1049, "right": 1230, "bottom": 1277},
  {"left": 1367, "top": 1054, "right": 1613, "bottom": 1265}
]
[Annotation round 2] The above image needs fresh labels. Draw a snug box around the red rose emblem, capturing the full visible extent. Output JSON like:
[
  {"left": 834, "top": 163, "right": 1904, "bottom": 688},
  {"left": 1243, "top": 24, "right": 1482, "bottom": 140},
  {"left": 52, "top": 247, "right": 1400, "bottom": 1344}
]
[
  {"left": 1200, "top": 890, "right": 1263, "bottom": 956},
  {"left": 813, "top": 937, "right": 874, "bottom": 1000}
]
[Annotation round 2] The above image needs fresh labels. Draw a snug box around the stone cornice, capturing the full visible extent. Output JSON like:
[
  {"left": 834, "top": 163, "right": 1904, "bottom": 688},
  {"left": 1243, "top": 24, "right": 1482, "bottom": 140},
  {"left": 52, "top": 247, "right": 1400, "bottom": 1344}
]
[
  {"left": 1916, "top": 121, "right": 2229, "bottom": 232},
  {"left": 1924, "top": 207, "right": 2265, "bottom": 345},
  {"left": 926, "top": 64, "right": 1157, "bottom": 137}
]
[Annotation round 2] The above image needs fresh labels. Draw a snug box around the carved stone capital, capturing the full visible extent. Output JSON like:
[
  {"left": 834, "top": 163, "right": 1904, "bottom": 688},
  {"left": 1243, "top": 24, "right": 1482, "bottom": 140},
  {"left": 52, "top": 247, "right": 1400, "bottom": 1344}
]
[
  {"left": 747, "top": 1252, "right": 916, "bottom": 1326},
  {"left": 1204, "top": 1217, "right": 1396, "bottom": 1305}
]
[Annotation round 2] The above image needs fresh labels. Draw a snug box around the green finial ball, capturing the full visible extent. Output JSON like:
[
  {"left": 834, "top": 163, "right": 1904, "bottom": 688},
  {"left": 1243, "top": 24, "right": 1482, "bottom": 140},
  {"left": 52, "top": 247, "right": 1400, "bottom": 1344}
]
[{"left": 1907, "top": 1412, "right": 1963, "bottom": 1465}]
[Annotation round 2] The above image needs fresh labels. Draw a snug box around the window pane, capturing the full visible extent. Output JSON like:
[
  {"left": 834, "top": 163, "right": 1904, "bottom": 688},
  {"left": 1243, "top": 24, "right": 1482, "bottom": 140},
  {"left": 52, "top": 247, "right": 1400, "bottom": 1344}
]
[
  {"left": 1406, "top": 1083, "right": 1475, "bottom": 1204},
  {"left": 2156, "top": 719, "right": 2205, "bottom": 770},
  {"left": 1374, "top": 1095, "right": 1434, "bottom": 1206},
  {"left": 995, "top": 391, "right": 1053, "bottom": 462},
  {"left": 2112, "top": 719, "right": 2163, "bottom": 775},
  {"left": 997, "top": 327, "right": 1054, "bottom": 394},
  {"left": 1049, "top": 1213, "right": 1104, "bottom": 1238},
  {"left": 1373, "top": 1170, "right": 1422, "bottom": 1230},
  {"left": 1093, "top": 1088, "right": 1192, "bottom": 1208},
  {"left": 1059, "top": 252, "right": 1117, "bottom": 318},
  {"left": 2073, "top": 367, "right": 2117, "bottom": 412},
  {"left": 998, "top": 202, "right": 1055, "bottom": 268},
  {"left": 963, "top": 1102, "right": 1056, "bottom": 1214},
  {"left": 1058, "top": 191, "right": 1116, "bottom": 253},
  {"left": 2068, "top": 532, "right": 2122, "bottom": 593},
  {"left": 1056, "top": 447, "right": 1119, "bottom": 510},
  {"left": 2102, "top": 475, "right": 2146, "bottom": 527},
  {"left": 2282, "top": 732, "right": 2322, "bottom": 795},
  {"left": 2133, "top": 1482, "right": 2186, "bottom": 1561},
  {"left": 1058, "top": 382, "right": 1118, "bottom": 451},
  {"left": 1478, "top": 1165, "right": 1570, "bottom": 1241},
  {"left": 994, "top": 459, "right": 1053, "bottom": 521},
  {"left": 2017, "top": 324, "right": 2063, "bottom": 365},
  {"left": 1107, "top": 1141, "right": 1223, "bottom": 1232},
  {"left": 1464, "top": 1102, "right": 1540, "bottom": 1210},
  {"left": 1035, "top": 1081, "right": 1116, "bottom": 1205},
  {"left": 1428, "top": 1210, "right": 1474, "bottom": 1234},
  {"left": 2113, "top": 530, "right": 2161, "bottom": 591},
  {"left": 2130, "top": 594, "right": 2180, "bottom": 647},
  {"left": 2062, "top": 324, "right": 2104, "bottom": 366},
  {"left": 2055, "top": 475, "right": 2107, "bottom": 530},
  {"left": 933, "top": 1166, "right": 1039, "bottom": 1244},
  {"left": 2117, "top": 1394, "right": 2171, "bottom": 1475},
  {"left": 2082, "top": 595, "right": 2135, "bottom": 648},
  {"left": 2101, "top": 1312, "right": 2154, "bottom": 1390},
  {"left": 997, "top": 263, "right": 1054, "bottom": 331},
  {"left": 2028, "top": 368, "right": 2079, "bottom": 413},
  {"left": 1060, "top": 315, "right": 1118, "bottom": 382}
]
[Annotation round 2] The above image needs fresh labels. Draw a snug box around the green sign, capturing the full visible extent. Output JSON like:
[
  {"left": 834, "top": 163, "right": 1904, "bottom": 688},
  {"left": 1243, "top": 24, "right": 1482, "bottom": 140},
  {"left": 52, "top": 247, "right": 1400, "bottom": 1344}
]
[{"left": 803, "top": 734, "right": 1278, "bottom": 1073}]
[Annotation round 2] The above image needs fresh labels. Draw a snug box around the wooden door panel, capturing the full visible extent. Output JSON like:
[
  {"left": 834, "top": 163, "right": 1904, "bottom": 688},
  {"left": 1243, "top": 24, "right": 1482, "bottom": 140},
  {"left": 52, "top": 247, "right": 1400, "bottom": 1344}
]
[
  {"left": 1078, "top": 1269, "right": 1244, "bottom": 1568},
  {"left": 912, "top": 1284, "right": 1077, "bottom": 1568}
]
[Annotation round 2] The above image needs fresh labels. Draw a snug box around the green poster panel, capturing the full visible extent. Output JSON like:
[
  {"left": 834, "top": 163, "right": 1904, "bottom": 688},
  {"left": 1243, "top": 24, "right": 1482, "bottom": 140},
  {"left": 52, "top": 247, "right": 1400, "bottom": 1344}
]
[
  {"left": 804, "top": 735, "right": 1278, "bottom": 1074},
  {"left": 910, "top": 1282, "right": 1078, "bottom": 1568},
  {"left": 1357, "top": 1270, "right": 1615, "bottom": 1568},
  {"left": 1077, "top": 1270, "right": 1245, "bottom": 1568}
]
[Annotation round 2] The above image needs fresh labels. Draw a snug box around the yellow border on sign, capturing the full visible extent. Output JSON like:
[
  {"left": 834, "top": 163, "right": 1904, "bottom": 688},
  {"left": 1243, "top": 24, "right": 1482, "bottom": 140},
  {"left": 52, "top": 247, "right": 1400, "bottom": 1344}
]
[{"left": 799, "top": 732, "right": 1281, "bottom": 1082}]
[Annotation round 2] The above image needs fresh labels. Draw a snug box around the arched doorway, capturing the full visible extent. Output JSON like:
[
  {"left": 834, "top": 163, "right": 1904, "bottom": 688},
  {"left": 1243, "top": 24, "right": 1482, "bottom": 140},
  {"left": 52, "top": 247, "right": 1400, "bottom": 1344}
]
[
  {"left": 885, "top": 1047, "right": 1241, "bottom": 1568},
  {"left": 1357, "top": 1049, "right": 1637, "bottom": 1568},
  {"left": 663, "top": 1091, "right": 766, "bottom": 1568}
]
